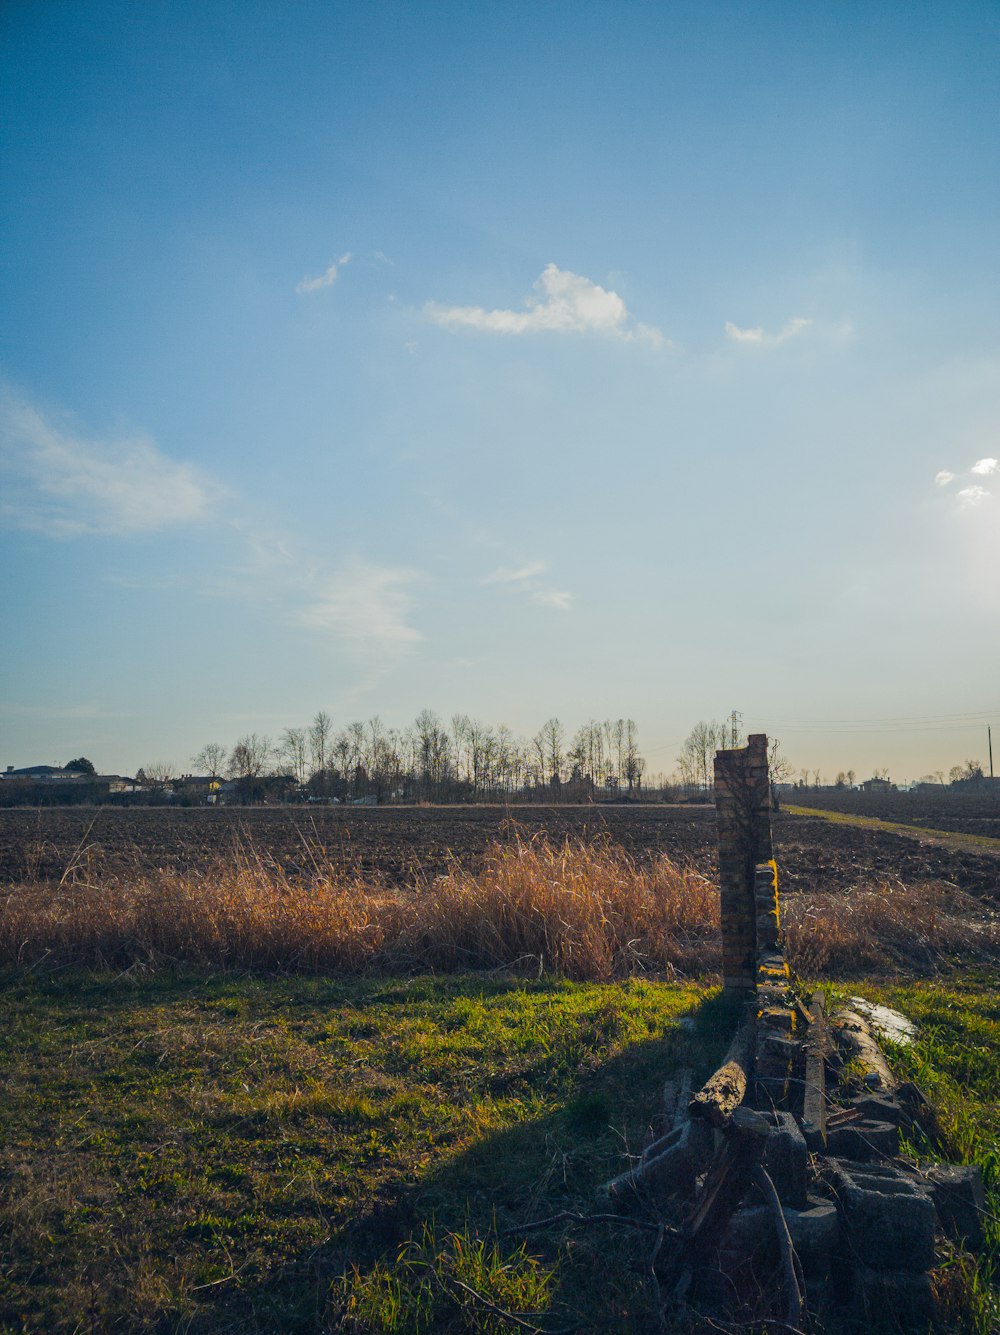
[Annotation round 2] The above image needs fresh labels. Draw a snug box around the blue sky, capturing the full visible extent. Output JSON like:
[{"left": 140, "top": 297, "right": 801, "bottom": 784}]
[{"left": 2, "top": 0, "right": 998, "bottom": 780}]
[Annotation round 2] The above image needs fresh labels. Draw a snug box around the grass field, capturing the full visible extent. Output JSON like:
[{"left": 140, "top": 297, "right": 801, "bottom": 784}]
[
  {"left": 2, "top": 827, "right": 998, "bottom": 1331},
  {"left": 1, "top": 967, "right": 997, "bottom": 1333}
]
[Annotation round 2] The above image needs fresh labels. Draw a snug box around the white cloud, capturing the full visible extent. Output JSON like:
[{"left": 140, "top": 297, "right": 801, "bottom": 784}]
[
  {"left": 295, "top": 251, "right": 351, "bottom": 294},
  {"left": 934, "top": 457, "right": 997, "bottom": 503},
  {"left": 0, "top": 391, "right": 218, "bottom": 537},
  {"left": 482, "top": 562, "right": 547, "bottom": 585},
  {"left": 481, "top": 559, "right": 572, "bottom": 611},
  {"left": 777, "top": 317, "right": 811, "bottom": 343},
  {"left": 957, "top": 485, "right": 990, "bottom": 508},
  {"left": 724, "top": 322, "right": 764, "bottom": 344},
  {"left": 295, "top": 558, "right": 422, "bottom": 654},
  {"left": 532, "top": 588, "right": 573, "bottom": 610},
  {"left": 725, "top": 316, "right": 811, "bottom": 346},
  {"left": 425, "top": 264, "right": 665, "bottom": 345}
]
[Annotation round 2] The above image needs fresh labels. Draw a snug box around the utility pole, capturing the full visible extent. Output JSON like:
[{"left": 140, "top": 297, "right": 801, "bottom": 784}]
[{"left": 729, "top": 710, "right": 742, "bottom": 749}]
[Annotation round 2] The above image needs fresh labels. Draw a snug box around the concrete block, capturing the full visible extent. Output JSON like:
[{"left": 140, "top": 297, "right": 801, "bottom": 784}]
[
  {"left": 758, "top": 1033, "right": 800, "bottom": 1065},
  {"left": 722, "top": 1204, "right": 772, "bottom": 1266},
  {"left": 784, "top": 1195, "right": 839, "bottom": 1280},
  {"left": 925, "top": 1164, "right": 986, "bottom": 1249},
  {"left": 756, "top": 984, "right": 789, "bottom": 1011},
  {"left": 853, "top": 1264, "right": 934, "bottom": 1325},
  {"left": 831, "top": 1161, "right": 936, "bottom": 1273},
  {"left": 764, "top": 1111, "right": 808, "bottom": 1208},
  {"left": 846, "top": 1093, "right": 906, "bottom": 1126},
  {"left": 827, "top": 1118, "right": 899, "bottom": 1161},
  {"left": 758, "top": 1006, "right": 795, "bottom": 1032}
]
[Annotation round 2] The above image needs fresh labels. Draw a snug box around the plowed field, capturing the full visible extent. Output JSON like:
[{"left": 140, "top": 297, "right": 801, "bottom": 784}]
[{"left": 1, "top": 804, "right": 998, "bottom": 897}]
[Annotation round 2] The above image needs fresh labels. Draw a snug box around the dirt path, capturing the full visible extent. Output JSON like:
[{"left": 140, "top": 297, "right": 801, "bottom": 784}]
[{"left": 784, "top": 804, "right": 1000, "bottom": 858}]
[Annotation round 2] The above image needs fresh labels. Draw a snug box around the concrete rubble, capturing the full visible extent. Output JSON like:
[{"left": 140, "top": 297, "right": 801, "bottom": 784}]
[{"left": 603, "top": 734, "right": 987, "bottom": 1328}]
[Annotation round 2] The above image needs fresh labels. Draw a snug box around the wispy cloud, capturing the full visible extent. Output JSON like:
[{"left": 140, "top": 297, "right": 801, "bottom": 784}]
[
  {"left": 934, "top": 457, "right": 996, "bottom": 510},
  {"left": 724, "top": 316, "right": 811, "bottom": 346},
  {"left": 957, "top": 485, "right": 990, "bottom": 508},
  {"left": 481, "top": 560, "right": 573, "bottom": 611},
  {"left": 531, "top": 588, "right": 573, "bottom": 610},
  {"left": 0, "top": 390, "right": 219, "bottom": 538},
  {"left": 425, "top": 264, "right": 665, "bottom": 345},
  {"left": 482, "top": 562, "right": 547, "bottom": 585},
  {"left": 294, "top": 558, "right": 422, "bottom": 654},
  {"left": 295, "top": 251, "right": 351, "bottom": 294},
  {"left": 724, "top": 322, "right": 764, "bottom": 344}
]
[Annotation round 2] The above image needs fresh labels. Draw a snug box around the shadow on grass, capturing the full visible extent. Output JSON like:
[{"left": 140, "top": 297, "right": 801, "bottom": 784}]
[
  {"left": 0, "top": 966, "right": 744, "bottom": 1334},
  {"left": 313, "top": 987, "right": 742, "bottom": 1334}
]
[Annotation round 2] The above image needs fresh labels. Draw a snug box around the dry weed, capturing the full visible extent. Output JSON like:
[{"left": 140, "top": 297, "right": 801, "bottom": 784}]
[
  {"left": 783, "top": 878, "right": 1000, "bottom": 977},
  {"left": 1, "top": 834, "right": 996, "bottom": 979}
]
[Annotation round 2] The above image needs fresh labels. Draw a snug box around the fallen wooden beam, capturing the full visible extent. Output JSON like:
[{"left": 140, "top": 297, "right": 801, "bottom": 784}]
[
  {"left": 684, "top": 1106, "right": 770, "bottom": 1264},
  {"left": 801, "top": 992, "right": 829, "bottom": 1150},
  {"left": 688, "top": 1019, "right": 755, "bottom": 1129},
  {"left": 829, "top": 1007, "right": 896, "bottom": 1094},
  {"left": 603, "top": 1118, "right": 713, "bottom": 1206}
]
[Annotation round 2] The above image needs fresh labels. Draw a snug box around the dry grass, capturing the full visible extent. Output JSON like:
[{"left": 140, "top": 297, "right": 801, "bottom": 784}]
[
  {"left": 782, "top": 878, "right": 1000, "bottom": 977},
  {"left": 2, "top": 833, "right": 996, "bottom": 980}
]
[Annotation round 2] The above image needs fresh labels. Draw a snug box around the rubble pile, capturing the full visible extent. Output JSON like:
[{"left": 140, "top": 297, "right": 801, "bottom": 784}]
[{"left": 603, "top": 735, "right": 986, "bottom": 1328}]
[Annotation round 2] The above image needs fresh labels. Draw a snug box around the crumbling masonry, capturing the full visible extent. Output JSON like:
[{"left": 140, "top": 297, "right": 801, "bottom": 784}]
[{"left": 605, "top": 734, "right": 986, "bottom": 1328}]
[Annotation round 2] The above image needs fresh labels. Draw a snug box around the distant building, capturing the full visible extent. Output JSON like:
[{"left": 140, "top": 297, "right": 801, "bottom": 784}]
[{"left": 3, "top": 764, "right": 85, "bottom": 780}]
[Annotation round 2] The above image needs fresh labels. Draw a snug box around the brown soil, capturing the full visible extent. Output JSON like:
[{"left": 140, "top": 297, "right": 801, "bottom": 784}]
[{"left": 1, "top": 804, "right": 997, "bottom": 898}]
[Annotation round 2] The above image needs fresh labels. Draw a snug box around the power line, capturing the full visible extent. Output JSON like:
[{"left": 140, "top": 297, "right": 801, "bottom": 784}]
[
  {"left": 643, "top": 709, "right": 998, "bottom": 758},
  {"left": 766, "top": 709, "right": 998, "bottom": 726}
]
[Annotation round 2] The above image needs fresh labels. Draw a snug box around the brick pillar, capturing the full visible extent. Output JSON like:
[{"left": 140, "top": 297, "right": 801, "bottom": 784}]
[{"left": 715, "top": 733, "right": 774, "bottom": 997}]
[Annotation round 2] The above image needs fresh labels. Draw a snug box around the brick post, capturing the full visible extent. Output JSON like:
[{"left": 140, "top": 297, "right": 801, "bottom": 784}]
[{"left": 715, "top": 734, "right": 774, "bottom": 997}]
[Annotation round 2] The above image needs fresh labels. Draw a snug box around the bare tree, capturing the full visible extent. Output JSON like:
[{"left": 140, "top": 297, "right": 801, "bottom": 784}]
[
  {"left": 677, "top": 721, "right": 725, "bottom": 793},
  {"left": 142, "top": 761, "right": 175, "bottom": 784},
  {"left": 279, "top": 727, "right": 309, "bottom": 785},
  {"left": 536, "top": 717, "right": 564, "bottom": 788},
  {"left": 193, "top": 743, "right": 227, "bottom": 778},
  {"left": 309, "top": 710, "right": 333, "bottom": 778},
  {"left": 228, "top": 734, "right": 276, "bottom": 803},
  {"left": 765, "top": 737, "right": 792, "bottom": 786},
  {"left": 612, "top": 718, "right": 626, "bottom": 788},
  {"left": 414, "top": 709, "right": 452, "bottom": 798},
  {"left": 623, "top": 718, "right": 643, "bottom": 792}
]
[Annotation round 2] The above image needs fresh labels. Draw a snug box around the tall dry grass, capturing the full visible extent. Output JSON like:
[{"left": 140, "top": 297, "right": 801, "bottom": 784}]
[
  {"left": 781, "top": 877, "right": 999, "bottom": 977},
  {"left": 1, "top": 833, "right": 995, "bottom": 979}
]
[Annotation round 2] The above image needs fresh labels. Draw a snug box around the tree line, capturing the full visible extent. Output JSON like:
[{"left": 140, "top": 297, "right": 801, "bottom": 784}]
[{"left": 171, "top": 711, "right": 651, "bottom": 804}]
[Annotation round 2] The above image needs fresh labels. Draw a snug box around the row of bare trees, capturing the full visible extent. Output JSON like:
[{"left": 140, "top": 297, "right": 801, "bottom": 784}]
[
  {"left": 675, "top": 720, "right": 793, "bottom": 794},
  {"left": 183, "top": 711, "right": 650, "bottom": 803}
]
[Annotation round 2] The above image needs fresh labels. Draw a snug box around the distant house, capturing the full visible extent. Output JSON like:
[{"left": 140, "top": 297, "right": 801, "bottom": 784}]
[
  {"left": 859, "top": 777, "right": 896, "bottom": 793},
  {"left": 3, "top": 764, "right": 85, "bottom": 781}
]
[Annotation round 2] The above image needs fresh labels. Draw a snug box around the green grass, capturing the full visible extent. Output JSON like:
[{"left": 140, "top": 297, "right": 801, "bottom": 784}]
[
  {"left": 1, "top": 967, "right": 996, "bottom": 1332},
  {"left": 785, "top": 804, "right": 1000, "bottom": 853},
  {"left": 827, "top": 973, "right": 1000, "bottom": 1334},
  {"left": 0, "top": 968, "right": 722, "bottom": 1333}
]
